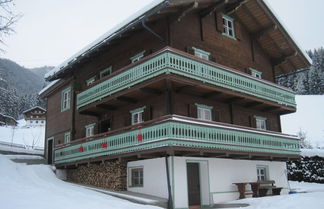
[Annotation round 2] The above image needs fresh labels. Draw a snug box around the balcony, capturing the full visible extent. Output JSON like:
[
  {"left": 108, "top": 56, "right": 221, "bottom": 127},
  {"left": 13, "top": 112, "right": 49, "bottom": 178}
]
[
  {"left": 54, "top": 115, "right": 300, "bottom": 165},
  {"left": 76, "top": 47, "right": 296, "bottom": 110}
]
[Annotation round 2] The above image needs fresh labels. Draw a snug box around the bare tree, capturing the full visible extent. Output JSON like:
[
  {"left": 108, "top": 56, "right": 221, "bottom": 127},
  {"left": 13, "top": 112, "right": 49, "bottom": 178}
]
[
  {"left": 298, "top": 128, "right": 312, "bottom": 149},
  {"left": 0, "top": 0, "right": 20, "bottom": 51}
]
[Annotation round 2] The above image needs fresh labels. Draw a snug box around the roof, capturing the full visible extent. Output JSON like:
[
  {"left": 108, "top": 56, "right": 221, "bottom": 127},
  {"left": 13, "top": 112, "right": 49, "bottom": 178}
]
[
  {"left": 42, "top": 0, "right": 311, "bottom": 88},
  {"left": 22, "top": 106, "right": 46, "bottom": 114},
  {"left": 0, "top": 113, "right": 17, "bottom": 122}
]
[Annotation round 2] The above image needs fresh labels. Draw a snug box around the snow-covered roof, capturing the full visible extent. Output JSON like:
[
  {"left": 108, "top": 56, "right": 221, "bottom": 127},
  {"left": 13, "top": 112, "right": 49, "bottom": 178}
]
[
  {"left": 263, "top": 0, "right": 312, "bottom": 64},
  {"left": 22, "top": 106, "right": 46, "bottom": 114},
  {"left": 44, "top": 0, "right": 166, "bottom": 81},
  {"left": 0, "top": 113, "right": 17, "bottom": 122},
  {"left": 42, "top": 0, "right": 311, "bottom": 91}
]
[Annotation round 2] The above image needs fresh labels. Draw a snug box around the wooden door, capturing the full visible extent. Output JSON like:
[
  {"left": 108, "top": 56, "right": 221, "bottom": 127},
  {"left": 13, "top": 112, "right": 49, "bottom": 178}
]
[
  {"left": 47, "top": 139, "right": 53, "bottom": 164},
  {"left": 187, "top": 163, "right": 201, "bottom": 207}
]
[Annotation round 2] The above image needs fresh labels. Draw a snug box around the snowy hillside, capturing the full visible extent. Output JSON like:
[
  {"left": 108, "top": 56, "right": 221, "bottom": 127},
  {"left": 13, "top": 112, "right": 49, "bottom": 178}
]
[
  {"left": 0, "top": 119, "right": 44, "bottom": 154},
  {"left": 0, "top": 155, "right": 160, "bottom": 209},
  {"left": 281, "top": 95, "right": 324, "bottom": 148}
]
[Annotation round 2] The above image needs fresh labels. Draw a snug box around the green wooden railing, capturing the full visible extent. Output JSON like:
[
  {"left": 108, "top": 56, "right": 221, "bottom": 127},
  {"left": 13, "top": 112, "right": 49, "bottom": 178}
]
[
  {"left": 76, "top": 49, "right": 296, "bottom": 109},
  {"left": 54, "top": 117, "right": 300, "bottom": 164}
]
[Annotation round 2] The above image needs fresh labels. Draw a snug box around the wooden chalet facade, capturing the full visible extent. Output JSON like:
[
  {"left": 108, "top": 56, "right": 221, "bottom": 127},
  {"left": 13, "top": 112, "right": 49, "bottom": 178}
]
[
  {"left": 23, "top": 106, "right": 46, "bottom": 127},
  {"left": 40, "top": 0, "right": 310, "bottom": 208}
]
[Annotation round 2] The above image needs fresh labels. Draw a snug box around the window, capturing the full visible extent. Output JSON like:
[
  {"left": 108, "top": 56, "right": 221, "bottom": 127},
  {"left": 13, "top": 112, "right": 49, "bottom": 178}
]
[
  {"left": 257, "top": 166, "right": 268, "bottom": 181},
  {"left": 100, "top": 66, "right": 112, "bottom": 79},
  {"left": 85, "top": 123, "right": 95, "bottom": 137},
  {"left": 64, "top": 132, "right": 71, "bottom": 144},
  {"left": 86, "top": 76, "right": 96, "bottom": 86},
  {"left": 250, "top": 68, "right": 262, "bottom": 79},
  {"left": 193, "top": 47, "right": 210, "bottom": 61},
  {"left": 196, "top": 103, "right": 213, "bottom": 121},
  {"left": 61, "top": 87, "right": 71, "bottom": 112},
  {"left": 222, "top": 14, "right": 236, "bottom": 39},
  {"left": 130, "top": 51, "right": 145, "bottom": 63},
  {"left": 130, "top": 106, "right": 146, "bottom": 125},
  {"left": 130, "top": 167, "right": 143, "bottom": 187},
  {"left": 255, "top": 116, "right": 267, "bottom": 130}
]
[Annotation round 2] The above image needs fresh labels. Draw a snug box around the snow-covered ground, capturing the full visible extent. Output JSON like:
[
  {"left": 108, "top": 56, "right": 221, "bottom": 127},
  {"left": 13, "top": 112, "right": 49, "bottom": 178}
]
[
  {"left": 0, "top": 119, "right": 44, "bottom": 154},
  {"left": 0, "top": 154, "right": 160, "bottom": 209},
  {"left": 281, "top": 95, "right": 324, "bottom": 148},
  {"left": 1, "top": 154, "right": 324, "bottom": 209}
]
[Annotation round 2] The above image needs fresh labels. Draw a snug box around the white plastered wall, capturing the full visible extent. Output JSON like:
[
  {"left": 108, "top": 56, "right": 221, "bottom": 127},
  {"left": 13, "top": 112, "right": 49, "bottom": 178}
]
[{"left": 127, "top": 156, "right": 289, "bottom": 209}]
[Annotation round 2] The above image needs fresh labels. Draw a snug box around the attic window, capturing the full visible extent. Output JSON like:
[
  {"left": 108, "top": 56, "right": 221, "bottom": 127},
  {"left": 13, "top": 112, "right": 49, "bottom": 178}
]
[
  {"left": 130, "top": 51, "right": 145, "bottom": 63},
  {"left": 222, "top": 14, "right": 236, "bottom": 39},
  {"left": 193, "top": 47, "right": 210, "bottom": 61}
]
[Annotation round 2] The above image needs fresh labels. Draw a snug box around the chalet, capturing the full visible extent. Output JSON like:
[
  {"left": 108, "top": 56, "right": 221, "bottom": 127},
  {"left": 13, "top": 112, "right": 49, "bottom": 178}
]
[
  {"left": 0, "top": 113, "right": 17, "bottom": 126},
  {"left": 23, "top": 106, "right": 46, "bottom": 127},
  {"left": 40, "top": 0, "right": 310, "bottom": 208}
]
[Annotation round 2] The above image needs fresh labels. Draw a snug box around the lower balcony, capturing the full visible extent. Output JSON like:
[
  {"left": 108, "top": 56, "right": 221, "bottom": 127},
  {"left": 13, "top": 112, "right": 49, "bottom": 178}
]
[{"left": 54, "top": 115, "right": 300, "bottom": 165}]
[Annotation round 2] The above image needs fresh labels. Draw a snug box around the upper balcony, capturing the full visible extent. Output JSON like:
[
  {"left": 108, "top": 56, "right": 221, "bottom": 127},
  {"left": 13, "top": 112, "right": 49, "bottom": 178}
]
[
  {"left": 54, "top": 115, "right": 300, "bottom": 165},
  {"left": 76, "top": 47, "right": 296, "bottom": 112}
]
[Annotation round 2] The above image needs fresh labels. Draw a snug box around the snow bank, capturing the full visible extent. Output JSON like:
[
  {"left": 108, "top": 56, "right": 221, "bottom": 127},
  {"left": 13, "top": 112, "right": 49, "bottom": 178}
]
[
  {"left": 0, "top": 119, "right": 45, "bottom": 149},
  {"left": 301, "top": 149, "right": 324, "bottom": 158},
  {"left": 0, "top": 154, "right": 160, "bottom": 209},
  {"left": 281, "top": 95, "right": 324, "bottom": 147},
  {"left": 233, "top": 181, "right": 324, "bottom": 209}
]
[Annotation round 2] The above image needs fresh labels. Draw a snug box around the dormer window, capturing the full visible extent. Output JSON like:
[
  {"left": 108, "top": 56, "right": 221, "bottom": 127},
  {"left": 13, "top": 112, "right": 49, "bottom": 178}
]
[
  {"left": 222, "top": 14, "right": 236, "bottom": 39},
  {"left": 193, "top": 47, "right": 210, "bottom": 61},
  {"left": 130, "top": 51, "right": 145, "bottom": 63},
  {"left": 250, "top": 68, "right": 262, "bottom": 79}
]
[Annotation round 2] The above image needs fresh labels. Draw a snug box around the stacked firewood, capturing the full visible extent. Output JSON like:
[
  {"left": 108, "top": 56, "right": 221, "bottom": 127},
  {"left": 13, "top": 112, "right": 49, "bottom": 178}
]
[{"left": 67, "top": 160, "right": 127, "bottom": 191}]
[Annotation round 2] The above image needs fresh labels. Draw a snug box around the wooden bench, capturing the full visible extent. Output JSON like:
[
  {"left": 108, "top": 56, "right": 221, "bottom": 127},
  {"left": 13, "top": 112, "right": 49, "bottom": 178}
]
[{"left": 258, "top": 180, "right": 283, "bottom": 197}]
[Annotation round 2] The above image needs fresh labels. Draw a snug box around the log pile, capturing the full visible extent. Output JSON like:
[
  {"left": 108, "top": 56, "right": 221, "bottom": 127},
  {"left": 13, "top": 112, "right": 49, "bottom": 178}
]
[{"left": 67, "top": 160, "right": 127, "bottom": 191}]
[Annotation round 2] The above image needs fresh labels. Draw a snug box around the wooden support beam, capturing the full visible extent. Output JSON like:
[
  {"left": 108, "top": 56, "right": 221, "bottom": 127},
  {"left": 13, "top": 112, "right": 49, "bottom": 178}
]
[
  {"left": 177, "top": 1, "right": 199, "bottom": 22},
  {"left": 262, "top": 106, "right": 280, "bottom": 112},
  {"left": 174, "top": 84, "right": 195, "bottom": 93},
  {"left": 244, "top": 101, "right": 263, "bottom": 108},
  {"left": 199, "top": 0, "right": 227, "bottom": 18},
  {"left": 96, "top": 104, "right": 117, "bottom": 110},
  {"left": 225, "top": 96, "right": 244, "bottom": 103},
  {"left": 252, "top": 24, "right": 278, "bottom": 40},
  {"left": 226, "top": 0, "right": 247, "bottom": 15},
  {"left": 116, "top": 96, "right": 138, "bottom": 104},
  {"left": 79, "top": 110, "right": 100, "bottom": 117},
  {"left": 272, "top": 52, "right": 298, "bottom": 67},
  {"left": 202, "top": 91, "right": 222, "bottom": 99},
  {"left": 140, "top": 87, "right": 162, "bottom": 95}
]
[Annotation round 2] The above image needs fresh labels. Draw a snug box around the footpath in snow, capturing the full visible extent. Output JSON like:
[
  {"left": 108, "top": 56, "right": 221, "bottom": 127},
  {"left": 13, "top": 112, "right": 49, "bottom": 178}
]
[{"left": 0, "top": 155, "right": 160, "bottom": 209}]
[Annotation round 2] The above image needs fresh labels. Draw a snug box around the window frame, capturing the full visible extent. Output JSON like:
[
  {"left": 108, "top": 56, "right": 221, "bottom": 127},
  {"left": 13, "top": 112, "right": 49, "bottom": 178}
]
[
  {"left": 100, "top": 66, "right": 112, "bottom": 79},
  {"left": 256, "top": 165, "right": 269, "bottom": 181},
  {"left": 222, "top": 14, "right": 236, "bottom": 40},
  {"left": 130, "top": 106, "right": 146, "bottom": 125},
  {"left": 195, "top": 103, "right": 213, "bottom": 121},
  {"left": 85, "top": 123, "right": 96, "bottom": 137},
  {"left": 130, "top": 51, "right": 145, "bottom": 63},
  {"left": 129, "top": 166, "right": 144, "bottom": 187},
  {"left": 61, "top": 87, "right": 71, "bottom": 112},
  {"left": 64, "top": 131, "right": 71, "bottom": 144},
  {"left": 192, "top": 47, "right": 210, "bottom": 61},
  {"left": 255, "top": 116, "right": 267, "bottom": 130}
]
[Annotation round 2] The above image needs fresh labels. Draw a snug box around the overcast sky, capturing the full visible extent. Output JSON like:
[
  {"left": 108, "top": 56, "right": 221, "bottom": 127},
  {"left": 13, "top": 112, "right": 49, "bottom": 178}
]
[{"left": 2, "top": 0, "right": 324, "bottom": 68}]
